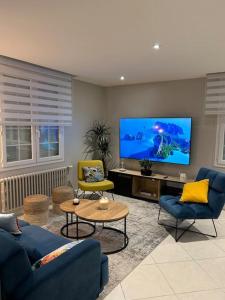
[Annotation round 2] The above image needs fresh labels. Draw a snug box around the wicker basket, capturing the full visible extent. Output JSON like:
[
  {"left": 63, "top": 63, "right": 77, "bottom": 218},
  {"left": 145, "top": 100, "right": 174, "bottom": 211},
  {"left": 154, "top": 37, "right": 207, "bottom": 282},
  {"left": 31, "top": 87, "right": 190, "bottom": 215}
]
[
  {"left": 52, "top": 186, "right": 74, "bottom": 214},
  {"left": 24, "top": 194, "right": 49, "bottom": 225}
]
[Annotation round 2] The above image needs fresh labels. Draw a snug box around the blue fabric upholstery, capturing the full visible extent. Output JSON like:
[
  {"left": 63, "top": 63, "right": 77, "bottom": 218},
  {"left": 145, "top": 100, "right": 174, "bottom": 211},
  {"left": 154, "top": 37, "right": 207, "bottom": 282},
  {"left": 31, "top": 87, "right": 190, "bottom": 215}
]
[
  {"left": 18, "top": 219, "right": 30, "bottom": 227},
  {"left": 160, "top": 168, "right": 225, "bottom": 220},
  {"left": 0, "top": 223, "right": 108, "bottom": 300},
  {"left": 0, "top": 230, "right": 32, "bottom": 299},
  {"left": 15, "top": 225, "right": 70, "bottom": 257}
]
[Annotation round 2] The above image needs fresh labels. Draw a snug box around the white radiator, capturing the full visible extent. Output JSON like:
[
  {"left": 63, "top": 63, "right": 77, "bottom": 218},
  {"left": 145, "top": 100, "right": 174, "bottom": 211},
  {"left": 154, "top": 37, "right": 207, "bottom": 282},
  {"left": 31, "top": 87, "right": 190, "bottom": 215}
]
[{"left": 0, "top": 166, "right": 71, "bottom": 212}]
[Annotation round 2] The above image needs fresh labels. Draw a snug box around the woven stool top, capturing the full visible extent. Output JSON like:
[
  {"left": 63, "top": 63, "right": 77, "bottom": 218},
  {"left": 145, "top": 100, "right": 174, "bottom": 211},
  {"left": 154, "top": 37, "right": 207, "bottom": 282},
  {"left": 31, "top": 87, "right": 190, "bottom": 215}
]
[
  {"left": 24, "top": 194, "right": 48, "bottom": 203},
  {"left": 53, "top": 186, "right": 73, "bottom": 192}
]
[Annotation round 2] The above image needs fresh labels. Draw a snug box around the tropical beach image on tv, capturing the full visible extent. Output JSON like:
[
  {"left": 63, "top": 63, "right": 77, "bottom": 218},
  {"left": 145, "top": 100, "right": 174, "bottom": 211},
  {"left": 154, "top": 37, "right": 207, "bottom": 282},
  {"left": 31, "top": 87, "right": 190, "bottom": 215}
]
[{"left": 120, "top": 118, "right": 192, "bottom": 165}]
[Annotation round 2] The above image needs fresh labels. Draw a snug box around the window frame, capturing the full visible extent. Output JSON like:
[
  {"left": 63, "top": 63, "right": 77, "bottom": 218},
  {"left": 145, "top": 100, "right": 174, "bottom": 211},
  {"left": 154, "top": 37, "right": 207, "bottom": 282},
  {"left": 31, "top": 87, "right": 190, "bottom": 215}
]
[
  {"left": 36, "top": 126, "right": 64, "bottom": 163},
  {"left": 0, "top": 125, "right": 64, "bottom": 171},
  {"left": 0, "top": 125, "right": 37, "bottom": 168},
  {"left": 215, "top": 116, "right": 225, "bottom": 167}
]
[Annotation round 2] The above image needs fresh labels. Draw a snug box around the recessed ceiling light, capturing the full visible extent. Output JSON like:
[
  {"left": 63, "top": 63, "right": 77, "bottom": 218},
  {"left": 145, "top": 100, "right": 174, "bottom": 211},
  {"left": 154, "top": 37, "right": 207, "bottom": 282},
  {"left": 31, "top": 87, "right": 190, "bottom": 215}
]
[
  {"left": 120, "top": 76, "right": 125, "bottom": 81},
  {"left": 153, "top": 43, "right": 160, "bottom": 50}
]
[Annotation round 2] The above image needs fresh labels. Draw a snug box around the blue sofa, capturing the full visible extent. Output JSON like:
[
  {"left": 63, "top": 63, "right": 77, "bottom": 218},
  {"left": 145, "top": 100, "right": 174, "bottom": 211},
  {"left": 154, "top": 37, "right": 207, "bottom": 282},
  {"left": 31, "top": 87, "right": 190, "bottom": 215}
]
[
  {"left": 158, "top": 168, "right": 225, "bottom": 241},
  {"left": 0, "top": 220, "right": 108, "bottom": 300}
]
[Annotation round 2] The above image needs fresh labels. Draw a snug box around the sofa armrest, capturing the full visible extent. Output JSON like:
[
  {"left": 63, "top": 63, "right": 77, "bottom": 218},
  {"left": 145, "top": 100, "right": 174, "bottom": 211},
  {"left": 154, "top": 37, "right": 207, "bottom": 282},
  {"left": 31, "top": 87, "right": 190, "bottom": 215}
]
[{"left": 16, "top": 240, "right": 102, "bottom": 300}]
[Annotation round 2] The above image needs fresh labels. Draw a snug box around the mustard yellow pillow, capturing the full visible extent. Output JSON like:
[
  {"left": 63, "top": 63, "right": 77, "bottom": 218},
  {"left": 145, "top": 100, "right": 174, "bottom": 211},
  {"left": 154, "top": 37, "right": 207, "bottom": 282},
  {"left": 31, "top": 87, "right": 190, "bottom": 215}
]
[{"left": 180, "top": 179, "right": 209, "bottom": 204}]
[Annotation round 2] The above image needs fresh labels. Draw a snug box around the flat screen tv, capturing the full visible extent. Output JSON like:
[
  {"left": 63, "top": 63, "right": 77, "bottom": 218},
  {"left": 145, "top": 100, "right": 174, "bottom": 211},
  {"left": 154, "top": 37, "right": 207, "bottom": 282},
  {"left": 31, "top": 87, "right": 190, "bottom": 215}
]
[{"left": 120, "top": 117, "right": 192, "bottom": 165}]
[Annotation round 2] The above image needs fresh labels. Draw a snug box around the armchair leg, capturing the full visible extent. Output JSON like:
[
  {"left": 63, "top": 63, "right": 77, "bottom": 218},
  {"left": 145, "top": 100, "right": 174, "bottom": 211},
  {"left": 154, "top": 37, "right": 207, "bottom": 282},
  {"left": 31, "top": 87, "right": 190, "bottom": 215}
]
[
  {"left": 158, "top": 206, "right": 218, "bottom": 241},
  {"left": 212, "top": 219, "right": 218, "bottom": 237}
]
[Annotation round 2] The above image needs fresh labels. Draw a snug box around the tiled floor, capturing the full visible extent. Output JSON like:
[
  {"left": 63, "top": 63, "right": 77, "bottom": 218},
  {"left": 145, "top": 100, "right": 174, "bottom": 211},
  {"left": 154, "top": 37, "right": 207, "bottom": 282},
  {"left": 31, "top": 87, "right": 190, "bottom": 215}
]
[{"left": 104, "top": 211, "right": 225, "bottom": 300}]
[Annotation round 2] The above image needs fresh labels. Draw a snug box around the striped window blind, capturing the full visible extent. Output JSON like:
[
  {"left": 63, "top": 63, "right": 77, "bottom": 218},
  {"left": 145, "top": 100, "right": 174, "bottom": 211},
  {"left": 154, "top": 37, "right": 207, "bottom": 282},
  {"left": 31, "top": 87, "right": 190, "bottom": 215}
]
[
  {"left": 0, "top": 56, "right": 72, "bottom": 126},
  {"left": 205, "top": 72, "right": 225, "bottom": 115}
]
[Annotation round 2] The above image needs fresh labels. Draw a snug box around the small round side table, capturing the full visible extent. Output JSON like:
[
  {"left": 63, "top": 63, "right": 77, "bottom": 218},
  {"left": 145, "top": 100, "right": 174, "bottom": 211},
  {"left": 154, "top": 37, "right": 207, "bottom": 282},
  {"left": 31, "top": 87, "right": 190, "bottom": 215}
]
[{"left": 59, "top": 199, "right": 95, "bottom": 239}]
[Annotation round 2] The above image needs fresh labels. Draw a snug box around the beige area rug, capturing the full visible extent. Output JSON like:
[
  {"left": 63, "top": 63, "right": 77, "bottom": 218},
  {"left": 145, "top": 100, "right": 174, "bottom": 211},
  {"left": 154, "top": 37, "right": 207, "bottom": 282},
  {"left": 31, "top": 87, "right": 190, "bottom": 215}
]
[{"left": 45, "top": 194, "right": 169, "bottom": 298}]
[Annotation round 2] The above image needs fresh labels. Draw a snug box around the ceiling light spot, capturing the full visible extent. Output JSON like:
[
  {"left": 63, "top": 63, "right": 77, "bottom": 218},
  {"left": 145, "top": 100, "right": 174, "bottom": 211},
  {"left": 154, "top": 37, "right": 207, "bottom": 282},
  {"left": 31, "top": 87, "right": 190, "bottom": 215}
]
[
  {"left": 153, "top": 43, "right": 160, "bottom": 50},
  {"left": 120, "top": 76, "right": 125, "bottom": 81}
]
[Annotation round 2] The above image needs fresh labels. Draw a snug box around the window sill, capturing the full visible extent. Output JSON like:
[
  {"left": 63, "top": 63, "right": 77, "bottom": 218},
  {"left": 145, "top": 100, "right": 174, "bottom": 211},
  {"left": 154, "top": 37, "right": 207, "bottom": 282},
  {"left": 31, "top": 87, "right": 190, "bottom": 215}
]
[
  {"left": 0, "top": 159, "right": 65, "bottom": 173},
  {"left": 214, "top": 163, "right": 225, "bottom": 169}
]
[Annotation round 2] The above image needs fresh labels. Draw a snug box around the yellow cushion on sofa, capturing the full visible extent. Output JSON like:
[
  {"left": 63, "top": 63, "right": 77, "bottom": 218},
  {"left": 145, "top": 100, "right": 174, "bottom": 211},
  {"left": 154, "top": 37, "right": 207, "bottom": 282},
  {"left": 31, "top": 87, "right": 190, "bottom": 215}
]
[{"left": 180, "top": 179, "right": 209, "bottom": 204}]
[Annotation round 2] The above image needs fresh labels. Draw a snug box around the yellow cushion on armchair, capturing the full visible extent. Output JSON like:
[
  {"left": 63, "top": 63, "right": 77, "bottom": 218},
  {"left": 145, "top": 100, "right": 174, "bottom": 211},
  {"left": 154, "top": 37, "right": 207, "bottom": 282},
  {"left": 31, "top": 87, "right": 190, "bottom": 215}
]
[{"left": 180, "top": 179, "right": 209, "bottom": 204}]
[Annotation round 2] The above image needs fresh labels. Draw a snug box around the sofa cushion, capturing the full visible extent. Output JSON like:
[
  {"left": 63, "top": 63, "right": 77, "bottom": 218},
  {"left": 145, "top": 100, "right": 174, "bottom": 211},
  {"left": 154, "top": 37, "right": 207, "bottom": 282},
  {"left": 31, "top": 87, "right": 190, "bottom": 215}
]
[
  {"left": 0, "top": 228, "right": 42, "bottom": 264},
  {"left": 18, "top": 219, "right": 30, "bottom": 227},
  {"left": 18, "top": 240, "right": 42, "bottom": 264},
  {"left": 0, "top": 213, "right": 21, "bottom": 235},
  {"left": 14, "top": 225, "right": 70, "bottom": 257},
  {"left": 33, "top": 240, "right": 84, "bottom": 269},
  {"left": 0, "top": 229, "right": 32, "bottom": 298},
  {"left": 100, "top": 254, "right": 109, "bottom": 290}
]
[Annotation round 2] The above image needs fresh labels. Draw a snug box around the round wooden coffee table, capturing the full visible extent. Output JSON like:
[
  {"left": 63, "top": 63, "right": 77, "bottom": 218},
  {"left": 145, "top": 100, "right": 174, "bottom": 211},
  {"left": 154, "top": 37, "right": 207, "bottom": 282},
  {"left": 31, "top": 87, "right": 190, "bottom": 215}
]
[
  {"left": 60, "top": 199, "right": 129, "bottom": 254},
  {"left": 75, "top": 199, "right": 129, "bottom": 254},
  {"left": 60, "top": 199, "right": 95, "bottom": 239}
]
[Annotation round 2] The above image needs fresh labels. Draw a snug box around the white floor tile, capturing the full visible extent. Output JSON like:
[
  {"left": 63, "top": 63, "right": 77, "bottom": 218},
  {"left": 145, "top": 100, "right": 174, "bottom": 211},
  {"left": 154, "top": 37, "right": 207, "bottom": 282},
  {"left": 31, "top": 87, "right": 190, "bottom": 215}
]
[
  {"left": 177, "top": 289, "right": 225, "bottom": 300},
  {"left": 140, "top": 253, "right": 155, "bottom": 265},
  {"left": 121, "top": 264, "right": 173, "bottom": 300},
  {"left": 151, "top": 243, "right": 192, "bottom": 263},
  {"left": 143, "top": 296, "right": 178, "bottom": 300},
  {"left": 213, "top": 238, "right": 225, "bottom": 252},
  {"left": 213, "top": 220, "right": 225, "bottom": 238},
  {"left": 218, "top": 210, "right": 225, "bottom": 220},
  {"left": 160, "top": 234, "right": 177, "bottom": 245},
  {"left": 104, "top": 284, "right": 125, "bottom": 300},
  {"left": 158, "top": 261, "right": 219, "bottom": 293},
  {"left": 180, "top": 240, "right": 225, "bottom": 260},
  {"left": 197, "top": 257, "right": 225, "bottom": 287}
]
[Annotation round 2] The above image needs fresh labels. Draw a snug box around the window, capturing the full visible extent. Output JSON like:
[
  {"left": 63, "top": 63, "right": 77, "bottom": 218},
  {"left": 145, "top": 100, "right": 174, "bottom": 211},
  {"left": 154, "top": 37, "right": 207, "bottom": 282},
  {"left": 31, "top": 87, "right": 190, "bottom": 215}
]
[
  {"left": 0, "top": 56, "right": 71, "bottom": 171},
  {"left": 215, "top": 116, "right": 225, "bottom": 166},
  {"left": 6, "top": 126, "right": 32, "bottom": 162},
  {"left": 0, "top": 125, "right": 64, "bottom": 170},
  {"left": 38, "top": 126, "right": 63, "bottom": 162}
]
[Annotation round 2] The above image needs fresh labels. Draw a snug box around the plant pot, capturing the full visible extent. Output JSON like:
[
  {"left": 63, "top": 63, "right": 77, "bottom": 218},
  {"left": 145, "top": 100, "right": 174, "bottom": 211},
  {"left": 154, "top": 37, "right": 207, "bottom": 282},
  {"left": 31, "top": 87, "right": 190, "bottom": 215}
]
[{"left": 141, "top": 169, "right": 152, "bottom": 176}]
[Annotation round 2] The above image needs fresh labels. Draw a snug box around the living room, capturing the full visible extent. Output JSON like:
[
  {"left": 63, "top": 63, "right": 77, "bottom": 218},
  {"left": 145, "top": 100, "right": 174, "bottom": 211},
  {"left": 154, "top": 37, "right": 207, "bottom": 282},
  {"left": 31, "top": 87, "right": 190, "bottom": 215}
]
[{"left": 1, "top": 1, "right": 225, "bottom": 300}]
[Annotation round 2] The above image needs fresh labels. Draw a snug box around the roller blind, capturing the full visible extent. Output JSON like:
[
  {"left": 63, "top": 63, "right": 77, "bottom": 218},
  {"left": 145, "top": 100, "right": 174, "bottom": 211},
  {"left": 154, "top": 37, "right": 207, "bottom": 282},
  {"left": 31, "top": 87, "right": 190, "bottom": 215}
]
[
  {"left": 205, "top": 72, "right": 225, "bottom": 115},
  {"left": 0, "top": 56, "right": 72, "bottom": 126}
]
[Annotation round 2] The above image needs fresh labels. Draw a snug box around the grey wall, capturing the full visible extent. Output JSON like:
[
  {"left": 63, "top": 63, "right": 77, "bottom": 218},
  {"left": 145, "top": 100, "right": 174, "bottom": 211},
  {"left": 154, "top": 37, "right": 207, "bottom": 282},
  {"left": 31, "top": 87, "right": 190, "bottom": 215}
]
[
  {"left": 64, "top": 79, "right": 105, "bottom": 185},
  {"left": 0, "top": 77, "right": 221, "bottom": 185},
  {"left": 106, "top": 78, "right": 218, "bottom": 179},
  {"left": 0, "top": 79, "right": 105, "bottom": 186}
]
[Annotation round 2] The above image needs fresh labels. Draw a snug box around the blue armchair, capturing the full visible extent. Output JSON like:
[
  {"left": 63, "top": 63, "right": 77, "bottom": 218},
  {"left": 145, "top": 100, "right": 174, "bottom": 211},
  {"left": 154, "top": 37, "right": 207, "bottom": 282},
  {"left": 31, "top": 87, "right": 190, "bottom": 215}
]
[{"left": 158, "top": 168, "right": 225, "bottom": 241}]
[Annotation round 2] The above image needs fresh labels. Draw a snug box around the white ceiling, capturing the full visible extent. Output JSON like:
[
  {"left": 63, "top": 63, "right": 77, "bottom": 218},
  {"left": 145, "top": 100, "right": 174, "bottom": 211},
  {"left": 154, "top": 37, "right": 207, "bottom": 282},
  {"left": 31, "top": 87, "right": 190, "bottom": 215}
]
[{"left": 0, "top": 0, "right": 225, "bottom": 87}]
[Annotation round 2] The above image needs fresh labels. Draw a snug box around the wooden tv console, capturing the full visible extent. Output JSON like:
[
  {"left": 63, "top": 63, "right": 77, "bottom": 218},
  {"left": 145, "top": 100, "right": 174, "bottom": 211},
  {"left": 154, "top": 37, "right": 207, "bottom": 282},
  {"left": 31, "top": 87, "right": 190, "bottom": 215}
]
[{"left": 108, "top": 169, "right": 194, "bottom": 202}]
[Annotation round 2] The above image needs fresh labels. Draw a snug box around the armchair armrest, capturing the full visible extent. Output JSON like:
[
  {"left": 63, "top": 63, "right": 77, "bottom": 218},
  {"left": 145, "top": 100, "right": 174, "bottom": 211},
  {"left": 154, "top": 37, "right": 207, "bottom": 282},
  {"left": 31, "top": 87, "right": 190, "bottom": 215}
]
[{"left": 16, "top": 240, "right": 102, "bottom": 300}]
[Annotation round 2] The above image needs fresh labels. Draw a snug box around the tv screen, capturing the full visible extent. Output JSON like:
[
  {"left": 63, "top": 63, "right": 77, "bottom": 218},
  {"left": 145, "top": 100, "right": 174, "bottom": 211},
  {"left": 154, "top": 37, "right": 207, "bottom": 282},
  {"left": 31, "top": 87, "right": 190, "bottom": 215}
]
[{"left": 120, "top": 117, "right": 192, "bottom": 165}]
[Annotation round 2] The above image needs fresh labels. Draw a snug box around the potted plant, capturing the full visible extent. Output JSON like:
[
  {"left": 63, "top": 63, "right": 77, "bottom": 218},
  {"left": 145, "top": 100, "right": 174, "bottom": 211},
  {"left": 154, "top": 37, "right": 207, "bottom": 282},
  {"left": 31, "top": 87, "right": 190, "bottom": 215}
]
[
  {"left": 139, "top": 159, "right": 153, "bottom": 176},
  {"left": 84, "top": 121, "right": 112, "bottom": 176}
]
